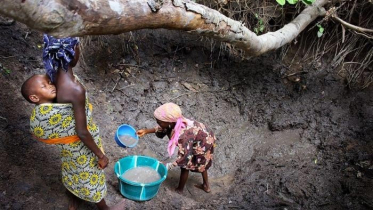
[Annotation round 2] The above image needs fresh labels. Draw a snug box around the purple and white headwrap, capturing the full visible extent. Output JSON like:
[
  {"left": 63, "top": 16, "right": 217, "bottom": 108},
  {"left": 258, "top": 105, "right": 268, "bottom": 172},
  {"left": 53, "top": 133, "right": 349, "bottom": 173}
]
[{"left": 43, "top": 34, "right": 79, "bottom": 82}]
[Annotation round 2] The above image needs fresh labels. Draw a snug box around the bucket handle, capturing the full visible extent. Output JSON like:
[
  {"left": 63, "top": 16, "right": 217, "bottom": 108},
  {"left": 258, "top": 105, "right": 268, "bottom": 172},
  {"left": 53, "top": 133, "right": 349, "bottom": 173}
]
[{"left": 116, "top": 163, "right": 121, "bottom": 178}]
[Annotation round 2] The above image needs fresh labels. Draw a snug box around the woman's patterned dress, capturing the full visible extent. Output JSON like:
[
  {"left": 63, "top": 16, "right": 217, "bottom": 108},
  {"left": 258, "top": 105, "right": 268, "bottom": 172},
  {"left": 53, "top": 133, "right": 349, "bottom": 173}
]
[
  {"left": 30, "top": 98, "right": 107, "bottom": 203},
  {"left": 156, "top": 120, "right": 216, "bottom": 172}
]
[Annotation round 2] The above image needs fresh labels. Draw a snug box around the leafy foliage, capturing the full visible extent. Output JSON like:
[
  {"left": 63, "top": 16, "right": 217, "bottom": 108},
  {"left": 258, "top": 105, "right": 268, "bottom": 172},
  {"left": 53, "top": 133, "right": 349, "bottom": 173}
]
[
  {"left": 254, "top": 14, "right": 265, "bottom": 35},
  {"left": 0, "top": 63, "right": 11, "bottom": 75},
  {"left": 276, "top": 0, "right": 315, "bottom": 6},
  {"left": 302, "top": 0, "right": 315, "bottom": 5},
  {"left": 286, "top": 0, "right": 298, "bottom": 5},
  {"left": 197, "top": 0, "right": 372, "bottom": 88},
  {"left": 316, "top": 24, "right": 324, "bottom": 38},
  {"left": 276, "top": 0, "right": 286, "bottom": 6}
]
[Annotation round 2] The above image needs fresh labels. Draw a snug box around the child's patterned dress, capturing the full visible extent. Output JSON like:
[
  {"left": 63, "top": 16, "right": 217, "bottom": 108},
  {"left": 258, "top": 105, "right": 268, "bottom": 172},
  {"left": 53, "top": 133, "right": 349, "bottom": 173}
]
[{"left": 156, "top": 120, "right": 216, "bottom": 172}]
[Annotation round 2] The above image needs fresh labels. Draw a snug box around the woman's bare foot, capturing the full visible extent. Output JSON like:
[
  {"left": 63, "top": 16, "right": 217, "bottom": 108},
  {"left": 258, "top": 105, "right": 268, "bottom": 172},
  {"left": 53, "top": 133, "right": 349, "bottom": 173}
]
[
  {"left": 68, "top": 194, "right": 80, "bottom": 210},
  {"left": 111, "top": 199, "right": 126, "bottom": 210},
  {"left": 194, "top": 184, "right": 211, "bottom": 193}
]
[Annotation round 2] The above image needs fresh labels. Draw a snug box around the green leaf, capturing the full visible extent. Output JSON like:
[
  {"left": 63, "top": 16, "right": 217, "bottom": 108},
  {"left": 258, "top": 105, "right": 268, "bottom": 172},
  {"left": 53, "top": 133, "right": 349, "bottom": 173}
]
[
  {"left": 317, "top": 24, "right": 324, "bottom": 33},
  {"left": 276, "top": 0, "right": 286, "bottom": 6},
  {"left": 287, "top": 0, "right": 298, "bottom": 4},
  {"left": 254, "top": 28, "right": 259, "bottom": 34},
  {"left": 259, "top": 25, "right": 265, "bottom": 32},
  {"left": 302, "top": 0, "right": 315, "bottom": 5},
  {"left": 317, "top": 31, "right": 323, "bottom": 38}
]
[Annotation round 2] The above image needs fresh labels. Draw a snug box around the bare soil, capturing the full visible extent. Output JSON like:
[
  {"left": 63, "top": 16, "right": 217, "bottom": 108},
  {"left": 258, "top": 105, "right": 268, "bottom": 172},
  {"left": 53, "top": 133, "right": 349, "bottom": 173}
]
[{"left": 1, "top": 19, "right": 373, "bottom": 210}]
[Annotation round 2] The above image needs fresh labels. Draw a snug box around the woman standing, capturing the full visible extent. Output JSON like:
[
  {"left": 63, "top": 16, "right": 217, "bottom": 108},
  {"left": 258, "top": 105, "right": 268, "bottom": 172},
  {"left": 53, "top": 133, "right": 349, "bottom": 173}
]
[
  {"left": 42, "top": 35, "right": 125, "bottom": 209},
  {"left": 137, "top": 103, "right": 216, "bottom": 194}
]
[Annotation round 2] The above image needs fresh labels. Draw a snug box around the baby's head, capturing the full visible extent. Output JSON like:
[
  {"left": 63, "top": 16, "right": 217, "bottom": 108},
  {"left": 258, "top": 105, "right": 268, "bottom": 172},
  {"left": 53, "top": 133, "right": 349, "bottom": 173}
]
[{"left": 21, "top": 74, "right": 56, "bottom": 105}]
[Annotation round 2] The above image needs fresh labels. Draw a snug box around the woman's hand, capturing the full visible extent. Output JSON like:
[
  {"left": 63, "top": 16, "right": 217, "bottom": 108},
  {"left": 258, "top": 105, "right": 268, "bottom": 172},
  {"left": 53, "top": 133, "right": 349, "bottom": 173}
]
[
  {"left": 98, "top": 155, "right": 109, "bottom": 169},
  {"left": 136, "top": 129, "right": 147, "bottom": 137}
]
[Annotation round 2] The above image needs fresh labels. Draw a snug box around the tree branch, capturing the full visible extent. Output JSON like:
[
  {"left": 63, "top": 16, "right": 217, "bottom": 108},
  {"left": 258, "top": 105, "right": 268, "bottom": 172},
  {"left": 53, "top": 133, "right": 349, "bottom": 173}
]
[
  {"left": 0, "top": 0, "right": 329, "bottom": 56},
  {"left": 332, "top": 15, "right": 373, "bottom": 34}
]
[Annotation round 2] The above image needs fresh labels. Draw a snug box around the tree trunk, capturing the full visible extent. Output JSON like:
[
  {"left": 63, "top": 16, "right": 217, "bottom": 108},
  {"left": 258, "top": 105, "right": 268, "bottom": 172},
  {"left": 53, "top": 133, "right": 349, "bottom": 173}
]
[{"left": 0, "top": 0, "right": 328, "bottom": 56}]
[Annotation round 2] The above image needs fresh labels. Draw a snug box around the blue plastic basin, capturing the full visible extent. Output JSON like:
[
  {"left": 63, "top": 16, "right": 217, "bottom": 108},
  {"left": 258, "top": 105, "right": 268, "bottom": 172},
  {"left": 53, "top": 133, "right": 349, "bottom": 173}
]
[
  {"left": 114, "top": 155, "right": 168, "bottom": 201},
  {"left": 115, "top": 124, "right": 139, "bottom": 148}
]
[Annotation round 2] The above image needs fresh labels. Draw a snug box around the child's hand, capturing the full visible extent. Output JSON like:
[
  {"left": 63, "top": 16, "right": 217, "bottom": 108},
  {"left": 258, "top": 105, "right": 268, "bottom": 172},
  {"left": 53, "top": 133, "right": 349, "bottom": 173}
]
[
  {"left": 98, "top": 155, "right": 109, "bottom": 169},
  {"left": 136, "top": 129, "right": 147, "bottom": 137},
  {"left": 166, "top": 162, "right": 177, "bottom": 170}
]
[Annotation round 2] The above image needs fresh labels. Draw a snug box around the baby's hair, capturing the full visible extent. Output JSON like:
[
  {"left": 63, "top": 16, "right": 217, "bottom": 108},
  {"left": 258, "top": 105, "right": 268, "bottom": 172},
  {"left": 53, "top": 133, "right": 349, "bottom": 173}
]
[{"left": 21, "top": 76, "right": 36, "bottom": 103}]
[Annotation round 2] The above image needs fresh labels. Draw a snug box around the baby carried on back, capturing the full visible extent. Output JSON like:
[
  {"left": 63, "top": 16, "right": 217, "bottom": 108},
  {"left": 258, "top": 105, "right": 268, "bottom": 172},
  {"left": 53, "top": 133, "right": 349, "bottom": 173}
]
[
  {"left": 30, "top": 99, "right": 97, "bottom": 144},
  {"left": 29, "top": 96, "right": 107, "bottom": 203},
  {"left": 21, "top": 74, "right": 107, "bottom": 203}
]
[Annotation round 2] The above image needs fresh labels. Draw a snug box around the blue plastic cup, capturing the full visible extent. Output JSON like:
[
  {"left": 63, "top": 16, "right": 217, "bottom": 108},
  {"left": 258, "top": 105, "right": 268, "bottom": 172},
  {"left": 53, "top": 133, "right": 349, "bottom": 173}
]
[{"left": 115, "top": 124, "right": 139, "bottom": 148}]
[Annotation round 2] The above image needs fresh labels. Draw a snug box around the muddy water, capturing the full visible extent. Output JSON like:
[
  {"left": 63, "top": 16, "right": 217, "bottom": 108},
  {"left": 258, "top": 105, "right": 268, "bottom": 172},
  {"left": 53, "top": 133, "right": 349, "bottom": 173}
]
[
  {"left": 119, "top": 135, "right": 137, "bottom": 146},
  {"left": 121, "top": 166, "right": 161, "bottom": 183}
]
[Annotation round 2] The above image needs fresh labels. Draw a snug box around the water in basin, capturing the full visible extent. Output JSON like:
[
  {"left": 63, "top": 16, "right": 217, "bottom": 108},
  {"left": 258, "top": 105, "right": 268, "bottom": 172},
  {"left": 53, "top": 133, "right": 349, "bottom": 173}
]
[{"left": 121, "top": 166, "right": 161, "bottom": 184}]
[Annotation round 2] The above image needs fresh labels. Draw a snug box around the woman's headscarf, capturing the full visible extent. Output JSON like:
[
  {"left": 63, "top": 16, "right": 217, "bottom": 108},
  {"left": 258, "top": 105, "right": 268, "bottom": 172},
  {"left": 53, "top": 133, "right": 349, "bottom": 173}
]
[
  {"left": 154, "top": 103, "right": 189, "bottom": 157},
  {"left": 43, "top": 34, "right": 79, "bottom": 82}
]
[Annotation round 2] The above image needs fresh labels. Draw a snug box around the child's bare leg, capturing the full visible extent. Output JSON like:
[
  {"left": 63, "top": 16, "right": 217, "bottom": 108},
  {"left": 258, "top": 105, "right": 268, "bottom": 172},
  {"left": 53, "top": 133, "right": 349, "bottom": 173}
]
[
  {"left": 175, "top": 168, "right": 189, "bottom": 194},
  {"left": 194, "top": 170, "right": 211, "bottom": 193},
  {"left": 66, "top": 190, "right": 80, "bottom": 210},
  {"left": 96, "top": 199, "right": 109, "bottom": 210}
]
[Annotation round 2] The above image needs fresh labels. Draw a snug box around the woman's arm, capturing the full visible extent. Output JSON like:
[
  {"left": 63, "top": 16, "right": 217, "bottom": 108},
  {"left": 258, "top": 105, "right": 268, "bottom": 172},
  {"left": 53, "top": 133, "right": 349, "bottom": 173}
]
[{"left": 71, "top": 86, "right": 108, "bottom": 169}]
